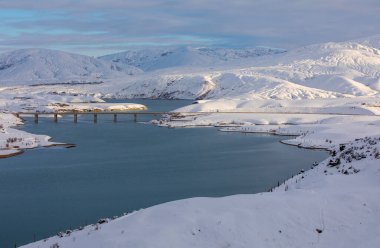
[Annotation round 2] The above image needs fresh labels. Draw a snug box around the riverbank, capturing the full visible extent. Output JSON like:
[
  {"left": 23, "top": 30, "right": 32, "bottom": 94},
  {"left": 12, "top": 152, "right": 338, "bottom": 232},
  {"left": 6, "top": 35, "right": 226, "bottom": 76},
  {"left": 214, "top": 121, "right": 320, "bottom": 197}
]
[
  {"left": 0, "top": 148, "right": 24, "bottom": 158},
  {"left": 0, "top": 113, "right": 56, "bottom": 158}
]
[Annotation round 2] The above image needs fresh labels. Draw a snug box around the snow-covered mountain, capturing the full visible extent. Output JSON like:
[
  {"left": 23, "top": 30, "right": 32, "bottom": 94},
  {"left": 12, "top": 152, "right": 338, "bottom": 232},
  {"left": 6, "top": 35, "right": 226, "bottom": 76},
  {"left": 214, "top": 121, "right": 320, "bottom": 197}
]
[
  {"left": 1, "top": 36, "right": 380, "bottom": 101},
  {"left": 0, "top": 48, "right": 141, "bottom": 86},
  {"left": 109, "top": 35, "right": 380, "bottom": 100},
  {"left": 99, "top": 46, "right": 286, "bottom": 71}
]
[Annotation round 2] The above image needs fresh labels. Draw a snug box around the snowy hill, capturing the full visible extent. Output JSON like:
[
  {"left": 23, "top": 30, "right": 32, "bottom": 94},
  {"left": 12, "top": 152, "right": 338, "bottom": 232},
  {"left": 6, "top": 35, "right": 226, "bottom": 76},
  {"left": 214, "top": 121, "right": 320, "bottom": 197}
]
[
  {"left": 108, "top": 35, "right": 380, "bottom": 100},
  {"left": 0, "top": 48, "right": 141, "bottom": 86},
  {"left": 250, "top": 38, "right": 380, "bottom": 95},
  {"left": 99, "top": 46, "right": 285, "bottom": 71}
]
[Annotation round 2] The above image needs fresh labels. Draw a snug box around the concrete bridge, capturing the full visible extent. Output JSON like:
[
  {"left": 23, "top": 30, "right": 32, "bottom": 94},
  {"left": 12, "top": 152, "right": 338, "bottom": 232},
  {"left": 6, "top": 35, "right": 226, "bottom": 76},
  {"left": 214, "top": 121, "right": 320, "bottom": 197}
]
[
  {"left": 13, "top": 111, "right": 177, "bottom": 123},
  {"left": 12, "top": 111, "right": 376, "bottom": 124}
]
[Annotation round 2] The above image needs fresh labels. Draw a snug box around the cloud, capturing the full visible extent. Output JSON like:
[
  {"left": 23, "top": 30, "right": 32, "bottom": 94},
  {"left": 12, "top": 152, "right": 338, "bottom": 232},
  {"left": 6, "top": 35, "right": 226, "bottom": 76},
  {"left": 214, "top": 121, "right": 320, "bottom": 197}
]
[{"left": 0, "top": 0, "right": 379, "bottom": 56}]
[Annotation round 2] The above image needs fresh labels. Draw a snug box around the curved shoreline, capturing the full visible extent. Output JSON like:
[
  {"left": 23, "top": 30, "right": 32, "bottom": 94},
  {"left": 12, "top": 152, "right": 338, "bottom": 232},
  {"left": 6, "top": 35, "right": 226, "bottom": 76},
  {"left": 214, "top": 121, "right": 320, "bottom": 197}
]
[
  {"left": 0, "top": 115, "right": 77, "bottom": 159},
  {"left": 220, "top": 128, "right": 330, "bottom": 152}
]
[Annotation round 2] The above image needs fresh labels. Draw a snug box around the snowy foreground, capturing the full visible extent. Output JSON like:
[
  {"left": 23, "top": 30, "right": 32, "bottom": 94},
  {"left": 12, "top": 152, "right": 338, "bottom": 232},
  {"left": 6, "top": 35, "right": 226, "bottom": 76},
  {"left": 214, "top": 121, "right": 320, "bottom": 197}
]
[{"left": 0, "top": 35, "right": 379, "bottom": 247}]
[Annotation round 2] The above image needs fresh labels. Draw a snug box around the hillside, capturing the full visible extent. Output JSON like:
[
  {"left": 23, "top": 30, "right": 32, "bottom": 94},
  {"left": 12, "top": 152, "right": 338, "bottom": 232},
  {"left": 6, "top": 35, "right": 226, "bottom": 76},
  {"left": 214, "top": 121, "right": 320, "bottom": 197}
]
[{"left": 0, "top": 48, "right": 141, "bottom": 86}]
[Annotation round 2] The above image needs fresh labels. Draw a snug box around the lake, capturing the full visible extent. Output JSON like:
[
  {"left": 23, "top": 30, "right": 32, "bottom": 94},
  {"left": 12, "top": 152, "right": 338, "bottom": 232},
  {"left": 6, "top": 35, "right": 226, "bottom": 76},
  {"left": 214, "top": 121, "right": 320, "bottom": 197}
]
[{"left": 0, "top": 99, "right": 327, "bottom": 247}]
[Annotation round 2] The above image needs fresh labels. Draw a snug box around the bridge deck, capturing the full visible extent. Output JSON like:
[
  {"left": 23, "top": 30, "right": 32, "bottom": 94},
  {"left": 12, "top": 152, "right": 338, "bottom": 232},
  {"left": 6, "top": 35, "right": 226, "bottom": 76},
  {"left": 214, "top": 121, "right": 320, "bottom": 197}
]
[
  {"left": 13, "top": 111, "right": 378, "bottom": 116},
  {"left": 16, "top": 111, "right": 175, "bottom": 115}
]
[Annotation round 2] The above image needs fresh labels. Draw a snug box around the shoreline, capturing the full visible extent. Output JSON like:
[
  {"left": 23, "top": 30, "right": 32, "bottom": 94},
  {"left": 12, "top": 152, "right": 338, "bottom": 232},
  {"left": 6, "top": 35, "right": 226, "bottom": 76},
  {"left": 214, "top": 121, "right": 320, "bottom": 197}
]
[
  {"left": 0, "top": 143, "right": 77, "bottom": 159},
  {"left": 221, "top": 126, "right": 331, "bottom": 152},
  {"left": 43, "top": 143, "right": 76, "bottom": 149},
  {"left": 156, "top": 120, "right": 330, "bottom": 152},
  {"left": 0, "top": 148, "right": 24, "bottom": 158},
  {"left": 0, "top": 116, "right": 77, "bottom": 159}
]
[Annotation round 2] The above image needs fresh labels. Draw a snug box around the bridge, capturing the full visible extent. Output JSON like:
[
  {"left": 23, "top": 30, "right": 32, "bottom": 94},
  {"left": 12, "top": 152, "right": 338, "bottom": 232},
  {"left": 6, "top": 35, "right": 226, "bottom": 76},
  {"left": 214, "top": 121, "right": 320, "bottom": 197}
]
[
  {"left": 13, "top": 111, "right": 177, "bottom": 123},
  {"left": 12, "top": 111, "right": 377, "bottom": 123}
]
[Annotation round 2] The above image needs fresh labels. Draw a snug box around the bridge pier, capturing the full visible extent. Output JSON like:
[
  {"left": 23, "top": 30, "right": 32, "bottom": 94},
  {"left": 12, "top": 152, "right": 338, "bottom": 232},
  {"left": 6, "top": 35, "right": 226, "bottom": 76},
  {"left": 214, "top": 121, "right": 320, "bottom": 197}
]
[
  {"left": 113, "top": 114, "right": 117, "bottom": 122},
  {"left": 134, "top": 113, "right": 137, "bottom": 122},
  {"left": 34, "top": 114, "right": 38, "bottom": 123},
  {"left": 54, "top": 114, "right": 58, "bottom": 122},
  {"left": 94, "top": 113, "right": 97, "bottom": 123},
  {"left": 74, "top": 113, "right": 78, "bottom": 123}
]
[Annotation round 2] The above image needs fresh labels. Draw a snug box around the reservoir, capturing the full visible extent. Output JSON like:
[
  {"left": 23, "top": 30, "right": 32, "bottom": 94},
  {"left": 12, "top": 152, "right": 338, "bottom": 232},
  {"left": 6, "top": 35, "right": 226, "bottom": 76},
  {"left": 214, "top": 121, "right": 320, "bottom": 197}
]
[{"left": 0, "top": 100, "right": 327, "bottom": 247}]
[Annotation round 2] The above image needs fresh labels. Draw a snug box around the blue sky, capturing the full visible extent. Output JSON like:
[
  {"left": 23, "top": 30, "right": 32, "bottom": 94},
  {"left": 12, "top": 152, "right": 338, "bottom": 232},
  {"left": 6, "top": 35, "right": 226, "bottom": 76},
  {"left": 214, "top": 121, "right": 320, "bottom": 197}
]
[{"left": 0, "top": 0, "right": 379, "bottom": 56}]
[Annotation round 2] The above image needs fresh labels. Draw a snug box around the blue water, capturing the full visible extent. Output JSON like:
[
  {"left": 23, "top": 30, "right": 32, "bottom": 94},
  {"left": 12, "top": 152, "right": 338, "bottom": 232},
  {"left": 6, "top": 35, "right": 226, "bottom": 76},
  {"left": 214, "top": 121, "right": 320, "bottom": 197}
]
[{"left": 0, "top": 100, "right": 327, "bottom": 247}]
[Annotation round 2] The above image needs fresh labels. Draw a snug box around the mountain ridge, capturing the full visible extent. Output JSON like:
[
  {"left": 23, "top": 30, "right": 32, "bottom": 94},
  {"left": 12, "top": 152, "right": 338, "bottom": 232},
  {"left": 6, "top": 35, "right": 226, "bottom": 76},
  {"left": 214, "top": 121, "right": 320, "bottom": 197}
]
[
  {"left": 1, "top": 35, "right": 380, "bottom": 101},
  {"left": 99, "top": 46, "right": 286, "bottom": 71}
]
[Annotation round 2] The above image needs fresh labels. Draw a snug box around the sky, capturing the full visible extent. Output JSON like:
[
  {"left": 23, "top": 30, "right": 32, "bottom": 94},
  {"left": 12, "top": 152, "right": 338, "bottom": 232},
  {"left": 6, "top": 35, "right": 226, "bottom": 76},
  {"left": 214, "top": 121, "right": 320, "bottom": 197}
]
[{"left": 0, "top": 0, "right": 379, "bottom": 56}]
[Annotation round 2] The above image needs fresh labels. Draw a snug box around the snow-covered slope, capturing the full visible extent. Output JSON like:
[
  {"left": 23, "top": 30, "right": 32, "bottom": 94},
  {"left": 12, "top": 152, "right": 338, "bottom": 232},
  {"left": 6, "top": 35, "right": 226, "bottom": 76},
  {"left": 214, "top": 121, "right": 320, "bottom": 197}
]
[
  {"left": 0, "top": 48, "right": 141, "bottom": 86},
  {"left": 249, "top": 38, "right": 380, "bottom": 95},
  {"left": 107, "top": 35, "right": 380, "bottom": 100},
  {"left": 99, "top": 46, "right": 285, "bottom": 71}
]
